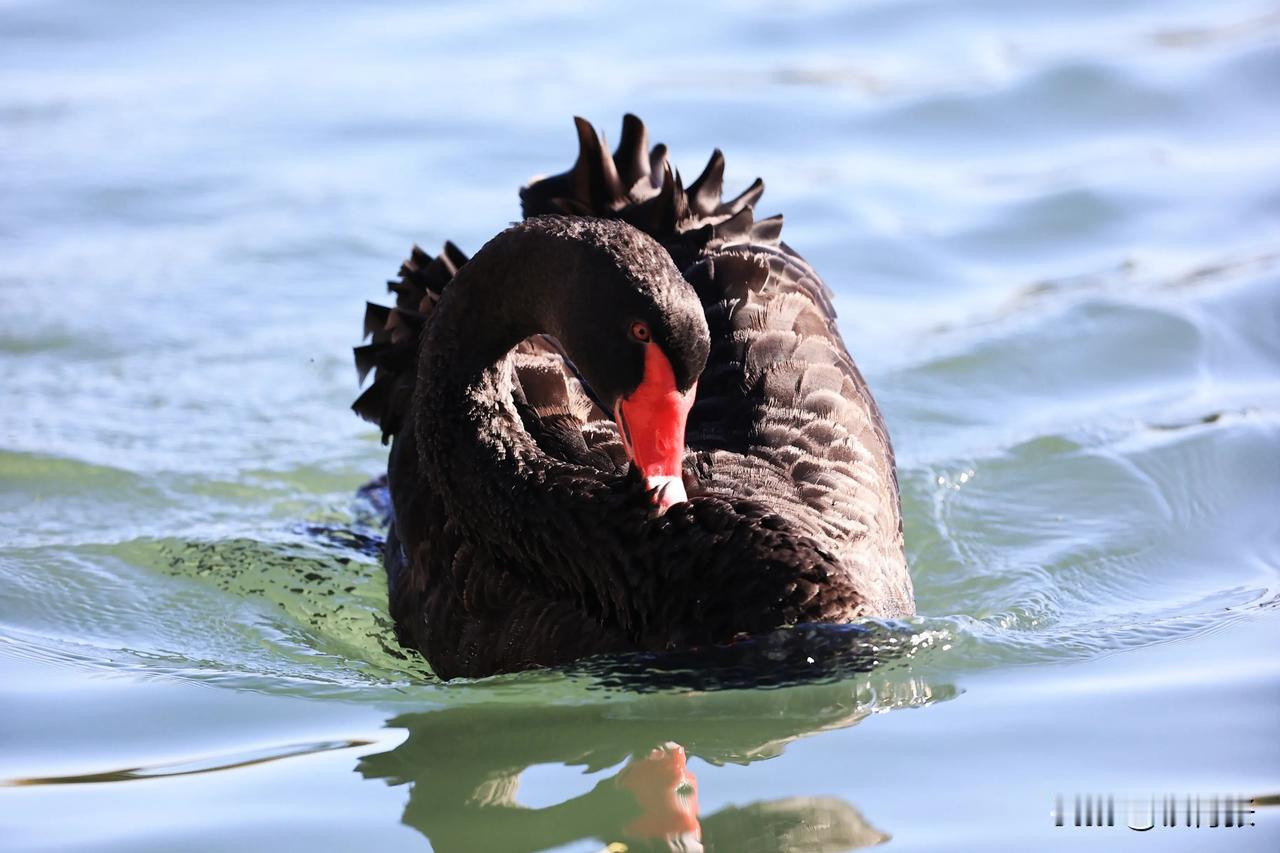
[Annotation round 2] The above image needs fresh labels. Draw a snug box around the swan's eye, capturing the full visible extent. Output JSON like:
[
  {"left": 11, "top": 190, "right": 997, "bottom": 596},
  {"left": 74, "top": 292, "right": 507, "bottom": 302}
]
[{"left": 630, "top": 321, "right": 651, "bottom": 343}]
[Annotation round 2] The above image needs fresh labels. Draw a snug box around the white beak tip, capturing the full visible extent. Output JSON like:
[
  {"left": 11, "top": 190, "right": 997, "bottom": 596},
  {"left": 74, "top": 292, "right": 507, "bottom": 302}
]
[{"left": 645, "top": 475, "right": 687, "bottom": 514}]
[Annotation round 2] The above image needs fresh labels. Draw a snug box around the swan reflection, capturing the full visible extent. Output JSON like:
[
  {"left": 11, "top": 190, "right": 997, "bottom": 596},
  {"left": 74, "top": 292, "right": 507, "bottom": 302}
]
[{"left": 359, "top": 673, "right": 952, "bottom": 851}]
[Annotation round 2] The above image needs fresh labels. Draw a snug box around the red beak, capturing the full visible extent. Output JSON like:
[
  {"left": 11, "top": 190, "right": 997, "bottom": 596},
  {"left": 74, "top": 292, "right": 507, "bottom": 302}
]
[
  {"left": 615, "top": 742, "right": 701, "bottom": 842},
  {"left": 613, "top": 343, "right": 696, "bottom": 513}
]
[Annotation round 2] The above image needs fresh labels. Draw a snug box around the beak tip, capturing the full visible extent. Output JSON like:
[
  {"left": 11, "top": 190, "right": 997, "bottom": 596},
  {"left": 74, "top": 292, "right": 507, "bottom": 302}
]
[{"left": 645, "top": 475, "right": 687, "bottom": 514}]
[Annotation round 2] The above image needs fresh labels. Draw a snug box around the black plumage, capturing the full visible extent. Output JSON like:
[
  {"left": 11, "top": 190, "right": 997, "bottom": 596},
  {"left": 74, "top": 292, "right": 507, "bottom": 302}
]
[{"left": 354, "top": 115, "right": 913, "bottom": 679}]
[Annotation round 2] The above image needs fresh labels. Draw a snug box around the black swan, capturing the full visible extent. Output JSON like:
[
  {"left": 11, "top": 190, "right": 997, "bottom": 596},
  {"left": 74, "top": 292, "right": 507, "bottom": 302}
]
[{"left": 353, "top": 115, "right": 913, "bottom": 678}]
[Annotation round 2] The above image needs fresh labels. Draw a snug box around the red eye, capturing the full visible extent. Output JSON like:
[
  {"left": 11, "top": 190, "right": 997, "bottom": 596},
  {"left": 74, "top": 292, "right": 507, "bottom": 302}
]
[{"left": 630, "top": 321, "right": 651, "bottom": 343}]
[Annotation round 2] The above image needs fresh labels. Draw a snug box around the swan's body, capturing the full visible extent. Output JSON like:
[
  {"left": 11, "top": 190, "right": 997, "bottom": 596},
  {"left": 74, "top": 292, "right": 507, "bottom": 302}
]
[{"left": 354, "top": 116, "right": 912, "bottom": 678}]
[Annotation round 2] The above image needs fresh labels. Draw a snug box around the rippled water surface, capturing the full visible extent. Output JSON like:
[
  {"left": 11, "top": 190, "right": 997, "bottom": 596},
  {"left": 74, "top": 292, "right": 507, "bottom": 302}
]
[{"left": 3, "top": 1, "right": 1279, "bottom": 850}]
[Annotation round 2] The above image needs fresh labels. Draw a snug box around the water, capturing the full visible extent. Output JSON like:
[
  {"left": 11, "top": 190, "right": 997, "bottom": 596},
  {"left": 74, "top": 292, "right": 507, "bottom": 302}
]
[{"left": 2, "top": 0, "right": 1279, "bottom": 849}]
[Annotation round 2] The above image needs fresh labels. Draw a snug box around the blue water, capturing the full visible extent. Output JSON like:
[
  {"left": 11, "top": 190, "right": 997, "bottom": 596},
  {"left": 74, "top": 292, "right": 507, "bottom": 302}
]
[{"left": 2, "top": 0, "right": 1279, "bottom": 849}]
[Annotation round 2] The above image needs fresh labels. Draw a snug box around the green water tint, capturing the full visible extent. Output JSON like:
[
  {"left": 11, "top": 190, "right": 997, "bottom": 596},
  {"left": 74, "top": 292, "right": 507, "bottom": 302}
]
[{"left": 356, "top": 685, "right": 942, "bottom": 852}]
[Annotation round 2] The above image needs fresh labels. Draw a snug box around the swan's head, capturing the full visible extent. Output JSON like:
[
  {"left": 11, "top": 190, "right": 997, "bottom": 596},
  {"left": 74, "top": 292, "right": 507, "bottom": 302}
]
[{"left": 535, "top": 217, "right": 709, "bottom": 513}]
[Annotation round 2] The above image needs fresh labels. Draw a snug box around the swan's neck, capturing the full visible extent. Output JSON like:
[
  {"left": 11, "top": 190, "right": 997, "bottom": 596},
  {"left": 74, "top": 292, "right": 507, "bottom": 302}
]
[
  {"left": 415, "top": 236, "right": 560, "bottom": 514},
  {"left": 412, "top": 224, "right": 643, "bottom": 622}
]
